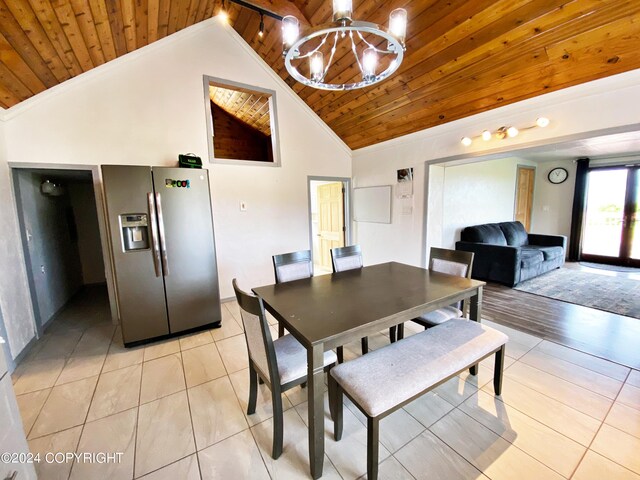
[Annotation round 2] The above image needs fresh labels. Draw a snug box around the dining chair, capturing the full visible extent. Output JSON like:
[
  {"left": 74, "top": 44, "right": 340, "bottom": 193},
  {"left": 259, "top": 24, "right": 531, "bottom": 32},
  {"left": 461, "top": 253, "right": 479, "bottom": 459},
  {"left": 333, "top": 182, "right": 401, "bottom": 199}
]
[
  {"left": 232, "top": 279, "right": 338, "bottom": 459},
  {"left": 397, "top": 247, "right": 475, "bottom": 340},
  {"left": 272, "top": 250, "right": 345, "bottom": 364},
  {"left": 330, "top": 245, "right": 400, "bottom": 354},
  {"left": 272, "top": 250, "right": 313, "bottom": 338}
]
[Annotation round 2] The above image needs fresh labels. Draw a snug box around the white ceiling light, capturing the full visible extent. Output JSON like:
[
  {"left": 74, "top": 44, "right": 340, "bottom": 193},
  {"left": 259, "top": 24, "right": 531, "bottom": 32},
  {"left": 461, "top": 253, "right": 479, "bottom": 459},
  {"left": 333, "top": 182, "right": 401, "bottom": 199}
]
[
  {"left": 282, "top": 1, "right": 407, "bottom": 90},
  {"left": 461, "top": 117, "right": 550, "bottom": 147},
  {"left": 536, "top": 116, "right": 550, "bottom": 128}
]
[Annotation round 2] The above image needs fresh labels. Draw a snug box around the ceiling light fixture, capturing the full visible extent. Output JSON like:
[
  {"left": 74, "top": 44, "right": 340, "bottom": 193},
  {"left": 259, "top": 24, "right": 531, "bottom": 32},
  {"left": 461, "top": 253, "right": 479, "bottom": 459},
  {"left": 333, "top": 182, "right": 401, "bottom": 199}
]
[
  {"left": 224, "top": 1, "right": 284, "bottom": 40},
  {"left": 461, "top": 117, "right": 550, "bottom": 147},
  {"left": 281, "top": 0, "right": 407, "bottom": 90},
  {"left": 217, "top": 0, "right": 229, "bottom": 23}
]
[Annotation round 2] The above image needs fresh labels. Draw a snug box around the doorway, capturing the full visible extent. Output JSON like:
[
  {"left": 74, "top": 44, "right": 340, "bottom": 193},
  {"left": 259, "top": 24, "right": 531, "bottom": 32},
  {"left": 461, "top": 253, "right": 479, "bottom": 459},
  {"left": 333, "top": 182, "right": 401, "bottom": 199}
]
[
  {"left": 581, "top": 166, "right": 640, "bottom": 267},
  {"left": 308, "top": 177, "right": 351, "bottom": 275},
  {"left": 514, "top": 165, "right": 535, "bottom": 231},
  {"left": 11, "top": 166, "right": 113, "bottom": 337}
]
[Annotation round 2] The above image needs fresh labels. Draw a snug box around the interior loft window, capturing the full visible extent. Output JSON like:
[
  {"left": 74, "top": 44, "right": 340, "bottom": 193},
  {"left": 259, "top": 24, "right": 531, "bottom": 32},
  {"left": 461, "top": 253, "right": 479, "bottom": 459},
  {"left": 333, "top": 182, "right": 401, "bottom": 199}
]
[{"left": 203, "top": 76, "right": 281, "bottom": 167}]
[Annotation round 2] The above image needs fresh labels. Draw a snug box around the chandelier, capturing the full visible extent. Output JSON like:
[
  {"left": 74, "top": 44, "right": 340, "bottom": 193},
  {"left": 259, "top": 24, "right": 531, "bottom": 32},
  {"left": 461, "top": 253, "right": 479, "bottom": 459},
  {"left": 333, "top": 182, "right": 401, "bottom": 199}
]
[{"left": 281, "top": 0, "right": 407, "bottom": 91}]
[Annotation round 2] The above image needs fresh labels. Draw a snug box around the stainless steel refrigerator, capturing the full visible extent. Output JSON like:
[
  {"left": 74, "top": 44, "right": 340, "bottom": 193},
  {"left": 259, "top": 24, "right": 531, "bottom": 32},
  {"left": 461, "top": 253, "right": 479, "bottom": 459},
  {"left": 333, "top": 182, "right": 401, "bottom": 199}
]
[{"left": 102, "top": 165, "right": 221, "bottom": 346}]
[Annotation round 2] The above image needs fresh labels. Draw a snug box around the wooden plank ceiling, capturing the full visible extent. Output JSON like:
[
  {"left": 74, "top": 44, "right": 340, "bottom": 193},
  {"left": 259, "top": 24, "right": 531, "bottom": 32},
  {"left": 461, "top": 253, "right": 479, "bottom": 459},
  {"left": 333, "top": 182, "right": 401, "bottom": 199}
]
[
  {"left": 209, "top": 84, "right": 271, "bottom": 135},
  {"left": 0, "top": 1, "right": 639, "bottom": 150}
]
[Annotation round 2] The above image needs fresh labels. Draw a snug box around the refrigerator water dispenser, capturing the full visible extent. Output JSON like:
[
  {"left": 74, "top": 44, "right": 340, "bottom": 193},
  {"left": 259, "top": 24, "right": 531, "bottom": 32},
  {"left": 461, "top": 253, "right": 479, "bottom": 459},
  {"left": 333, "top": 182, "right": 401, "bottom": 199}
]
[{"left": 120, "top": 214, "right": 150, "bottom": 251}]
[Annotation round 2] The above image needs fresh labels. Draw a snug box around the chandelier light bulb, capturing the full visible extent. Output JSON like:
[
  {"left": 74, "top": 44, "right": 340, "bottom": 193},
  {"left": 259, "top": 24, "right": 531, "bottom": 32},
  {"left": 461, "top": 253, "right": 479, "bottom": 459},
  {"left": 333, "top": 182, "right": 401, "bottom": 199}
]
[
  {"left": 461, "top": 137, "right": 472, "bottom": 146},
  {"left": 259, "top": 14, "right": 264, "bottom": 38},
  {"left": 282, "top": 16, "right": 300, "bottom": 46},
  {"left": 507, "top": 126, "right": 519, "bottom": 138},
  {"left": 310, "top": 51, "right": 324, "bottom": 82},
  {"left": 389, "top": 8, "right": 408, "bottom": 45},
  {"left": 362, "top": 48, "right": 378, "bottom": 81},
  {"left": 333, "top": 0, "right": 352, "bottom": 21},
  {"left": 217, "top": 10, "right": 229, "bottom": 23},
  {"left": 536, "top": 116, "right": 550, "bottom": 128},
  {"left": 482, "top": 130, "right": 492, "bottom": 141}
]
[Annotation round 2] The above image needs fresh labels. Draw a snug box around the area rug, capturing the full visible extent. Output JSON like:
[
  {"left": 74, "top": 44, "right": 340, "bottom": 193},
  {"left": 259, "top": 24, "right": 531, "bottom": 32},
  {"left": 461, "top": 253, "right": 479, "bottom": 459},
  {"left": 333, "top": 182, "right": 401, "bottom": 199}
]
[
  {"left": 514, "top": 268, "right": 640, "bottom": 319},
  {"left": 580, "top": 262, "right": 640, "bottom": 273}
]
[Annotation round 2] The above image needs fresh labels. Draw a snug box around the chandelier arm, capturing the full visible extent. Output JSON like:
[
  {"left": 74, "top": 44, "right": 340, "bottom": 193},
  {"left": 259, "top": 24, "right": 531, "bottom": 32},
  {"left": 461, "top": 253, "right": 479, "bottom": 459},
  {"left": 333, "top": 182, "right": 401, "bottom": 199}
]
[
  {"left": 349, "top": 31, "right": 365, "bottom": 76},
  {"left": 355, "top": 30, "right": 395, "bottom": 55},
  {"left": 322, "top": 31, "right": 340, "bottom": 79},
  {"left": 296, "top": 32, "right": 330, "bottom": 59}
]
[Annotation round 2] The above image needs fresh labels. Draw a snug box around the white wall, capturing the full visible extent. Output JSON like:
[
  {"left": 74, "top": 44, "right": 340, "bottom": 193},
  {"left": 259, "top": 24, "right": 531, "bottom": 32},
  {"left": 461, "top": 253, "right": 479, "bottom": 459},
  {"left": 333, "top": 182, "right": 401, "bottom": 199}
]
[
  {"left": 440, "top": 157, "right": 535, "bottom": 248},
  {"left": 425, "top": 165, "right": 444, "bottom": 250},
  {"left": 353, "top": 68, "right": 640, "bottom": 267},
  {"left": 530, "top": 159, "right": 577, "bottom": 242},
  {"left": 15, "top": 171, "right": 84, "bottom": 327},
  {"left": 0, "top": 19, "right": 350, "bottom": 358},
  {"left": 0, "top": 121, "right": 36, "bottom": 358},
  {"left": 352, "top": 161, "right": 425, "bottom": 267}
]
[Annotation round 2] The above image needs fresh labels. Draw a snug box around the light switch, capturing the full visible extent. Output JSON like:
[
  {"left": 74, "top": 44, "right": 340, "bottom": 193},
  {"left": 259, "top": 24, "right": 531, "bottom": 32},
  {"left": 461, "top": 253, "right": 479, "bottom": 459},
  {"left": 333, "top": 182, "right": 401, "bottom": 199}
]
[{"left": 240, "top": 201, "right": 247, "bottom": 212}]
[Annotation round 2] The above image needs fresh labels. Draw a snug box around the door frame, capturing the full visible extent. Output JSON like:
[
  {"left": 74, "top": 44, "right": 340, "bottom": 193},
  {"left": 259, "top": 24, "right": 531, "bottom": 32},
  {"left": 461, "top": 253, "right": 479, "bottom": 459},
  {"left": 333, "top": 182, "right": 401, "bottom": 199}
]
[
  {"left": 580, "top": 164, "right": 640, "bottom": 267},
  {"left": 307, "top": 176, "right": 352, "bottom": 268},
  {"left": 514, "top": 165, "right": 536, "bottom": 231},
  {"left": 9, "top": 162, "right": 119, "bottom": 334}
]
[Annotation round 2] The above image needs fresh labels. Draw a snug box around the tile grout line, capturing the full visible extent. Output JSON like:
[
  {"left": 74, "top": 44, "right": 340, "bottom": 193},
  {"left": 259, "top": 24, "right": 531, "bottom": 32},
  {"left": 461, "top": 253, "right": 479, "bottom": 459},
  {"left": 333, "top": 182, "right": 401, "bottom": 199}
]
[
  {"left": 568, "top": 368, "right": 635, "bottom": 479},
  {"left": 471, "top": 361, "right": 606, "bottom": 447},
  {"left": 496, "top": 371, "right": 610, "bottom": 424},
  {"left": 457, "top": 402, "right": 574, "bottom": 479},
  {"left": 179, "top": 349, "right": 204, "bottom": 480},
  {"left": 529, "top": 339, "right": 632, "bottom": 380},
  {"left": 287, "top": 397, "right": 346, "bottom": 479},
  {"left": 515, "top": 354, "right": 626, "bottom": 398},
  {"left": 503, "top": 357, "right": 620, "bottom": 402},
  {"left": 19, "top": 322, "right": 90, "bottom": 441},
  {"left": 131, "top": 329, "right": 145, "bottom": 480},
  {"left": 67, "top": 324, "right": 117, "bottom": 480}
]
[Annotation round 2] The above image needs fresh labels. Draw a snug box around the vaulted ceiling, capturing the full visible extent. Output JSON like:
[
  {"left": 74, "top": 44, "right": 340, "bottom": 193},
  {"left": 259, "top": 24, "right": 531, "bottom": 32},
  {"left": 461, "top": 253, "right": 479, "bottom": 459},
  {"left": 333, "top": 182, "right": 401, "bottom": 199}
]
[{"left": 0, "top": 0, "right": 639, "bottom": 150}]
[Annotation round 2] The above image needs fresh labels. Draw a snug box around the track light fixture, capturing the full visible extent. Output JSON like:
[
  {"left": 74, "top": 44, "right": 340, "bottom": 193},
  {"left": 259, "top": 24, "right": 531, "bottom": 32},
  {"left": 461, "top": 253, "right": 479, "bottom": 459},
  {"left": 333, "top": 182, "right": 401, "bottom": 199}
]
[
  {"left": 223, "top": 0, "right": 282, "bottom": 39},
  {"left": 460, "top": 117, "right": 550, "bottom": 147}
]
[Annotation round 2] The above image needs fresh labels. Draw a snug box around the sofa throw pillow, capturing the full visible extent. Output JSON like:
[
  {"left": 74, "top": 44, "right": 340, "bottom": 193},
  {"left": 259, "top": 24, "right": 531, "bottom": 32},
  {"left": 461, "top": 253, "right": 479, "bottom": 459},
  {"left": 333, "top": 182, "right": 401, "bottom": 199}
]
[
  {"left": 499, "top": 221, "right": 529, "bottom": 246},
  {"left": 461, "top": 223, "right": 507, "bottom": 245}
]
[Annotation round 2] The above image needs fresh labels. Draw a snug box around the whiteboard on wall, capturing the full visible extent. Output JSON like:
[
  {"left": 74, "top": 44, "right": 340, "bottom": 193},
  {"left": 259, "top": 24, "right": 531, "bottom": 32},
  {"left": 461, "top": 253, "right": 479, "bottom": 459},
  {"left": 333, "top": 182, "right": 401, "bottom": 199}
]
[{"left": 353, "top": 185, "right": 392, "bottom": 223}]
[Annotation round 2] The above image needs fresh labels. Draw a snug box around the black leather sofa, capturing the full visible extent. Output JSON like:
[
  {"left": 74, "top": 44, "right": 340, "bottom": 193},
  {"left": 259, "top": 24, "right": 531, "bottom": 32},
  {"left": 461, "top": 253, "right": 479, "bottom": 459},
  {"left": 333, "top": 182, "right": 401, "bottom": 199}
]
[{"left": 455, "top": 221, "right": 566, "bottom": 287}]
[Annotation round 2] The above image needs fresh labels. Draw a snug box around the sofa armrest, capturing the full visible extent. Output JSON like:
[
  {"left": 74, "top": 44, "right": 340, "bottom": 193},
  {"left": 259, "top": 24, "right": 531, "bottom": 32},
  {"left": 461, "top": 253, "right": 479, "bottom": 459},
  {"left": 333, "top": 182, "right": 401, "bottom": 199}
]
[
  {"left": 455, "top": 242, "right": 521, "bottom": 286},
  {"left": 527, "top": 234, "right": 567, "bottom": 250}
]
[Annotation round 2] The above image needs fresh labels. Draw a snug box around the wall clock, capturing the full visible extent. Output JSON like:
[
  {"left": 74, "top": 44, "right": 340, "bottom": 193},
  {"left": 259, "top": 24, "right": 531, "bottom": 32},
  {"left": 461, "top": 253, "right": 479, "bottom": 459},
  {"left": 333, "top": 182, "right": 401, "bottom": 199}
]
[{"left": 548, "top": 167, "right": 568, "bottom": 184}]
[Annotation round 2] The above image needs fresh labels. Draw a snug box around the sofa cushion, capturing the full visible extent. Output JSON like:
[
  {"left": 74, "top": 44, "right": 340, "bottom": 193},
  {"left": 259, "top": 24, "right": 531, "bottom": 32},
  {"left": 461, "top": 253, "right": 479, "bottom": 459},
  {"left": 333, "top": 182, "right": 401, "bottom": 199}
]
[
  {"left": 522, "top": 245, "right": 564, "bottom": 261},
  {"left": 499, "top": 221, "right": 529, "bottom": 247},
  {"left": 461, "top": 223, "right": 507, "bottom": 246},
  {"left": 520, "top": 249, "right": 543, "bottom": 268}
]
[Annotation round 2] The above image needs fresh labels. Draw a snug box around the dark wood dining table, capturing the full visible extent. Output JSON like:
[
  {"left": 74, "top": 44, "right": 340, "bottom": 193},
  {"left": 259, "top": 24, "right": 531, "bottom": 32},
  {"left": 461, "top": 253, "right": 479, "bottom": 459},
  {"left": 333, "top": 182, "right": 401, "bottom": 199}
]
[{"left": 252, "top": 261, "right": 486, "bottom": 479}]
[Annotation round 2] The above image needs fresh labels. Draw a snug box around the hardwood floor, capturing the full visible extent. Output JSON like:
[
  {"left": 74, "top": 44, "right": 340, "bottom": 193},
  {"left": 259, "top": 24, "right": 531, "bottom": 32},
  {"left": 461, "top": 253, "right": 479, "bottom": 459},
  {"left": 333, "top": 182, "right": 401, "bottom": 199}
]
[{"left": 483, "top": 280, "right": 640, "bottom": 370}]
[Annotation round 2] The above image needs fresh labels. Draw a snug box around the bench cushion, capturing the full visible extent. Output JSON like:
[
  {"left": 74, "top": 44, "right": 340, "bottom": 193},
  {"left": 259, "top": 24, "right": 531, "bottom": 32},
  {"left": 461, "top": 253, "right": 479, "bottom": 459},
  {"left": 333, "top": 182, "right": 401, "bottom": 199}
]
[{"left": 330, "top": 320, "right": 508, "bottom": 417}]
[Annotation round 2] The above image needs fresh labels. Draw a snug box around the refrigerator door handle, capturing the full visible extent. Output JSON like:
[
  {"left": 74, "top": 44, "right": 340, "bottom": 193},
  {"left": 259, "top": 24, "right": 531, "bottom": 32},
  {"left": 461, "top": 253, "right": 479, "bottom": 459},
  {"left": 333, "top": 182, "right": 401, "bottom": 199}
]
[
  {"left": 156, "top": 192, "right": 170, "bottom": 276},
  {"left": 147, "top": 193, "right": 162, "bottom": 277}
]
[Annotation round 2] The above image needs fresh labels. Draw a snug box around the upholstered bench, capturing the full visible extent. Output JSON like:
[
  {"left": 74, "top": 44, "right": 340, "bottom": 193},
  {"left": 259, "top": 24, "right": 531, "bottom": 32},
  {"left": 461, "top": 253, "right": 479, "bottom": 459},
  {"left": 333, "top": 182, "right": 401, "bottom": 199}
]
[{"left": 328, "top": 319, "right": 508, "bottom": 480}]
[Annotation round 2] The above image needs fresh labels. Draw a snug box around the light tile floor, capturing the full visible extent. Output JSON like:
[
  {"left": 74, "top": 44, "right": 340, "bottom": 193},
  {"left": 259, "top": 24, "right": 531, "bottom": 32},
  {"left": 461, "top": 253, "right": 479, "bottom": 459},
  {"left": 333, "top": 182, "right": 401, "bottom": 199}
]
[{"left": 11, "top": 292, "right": 640, "bottom": 480}]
